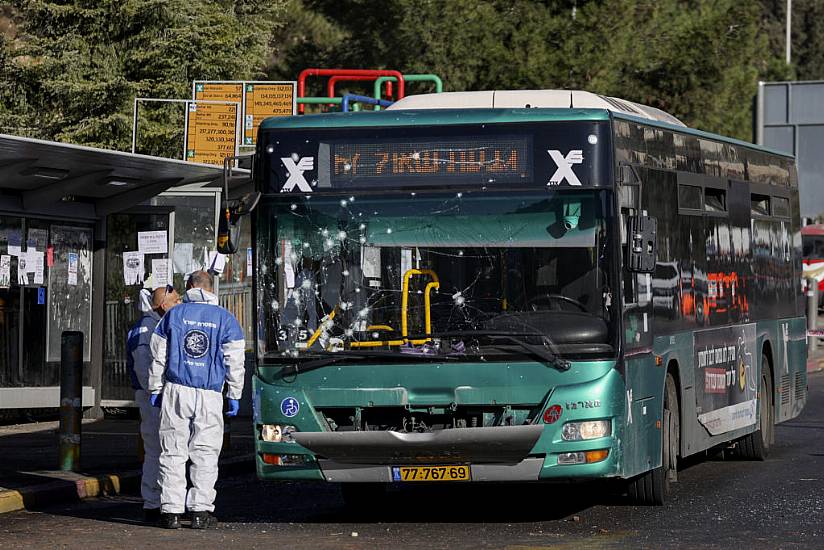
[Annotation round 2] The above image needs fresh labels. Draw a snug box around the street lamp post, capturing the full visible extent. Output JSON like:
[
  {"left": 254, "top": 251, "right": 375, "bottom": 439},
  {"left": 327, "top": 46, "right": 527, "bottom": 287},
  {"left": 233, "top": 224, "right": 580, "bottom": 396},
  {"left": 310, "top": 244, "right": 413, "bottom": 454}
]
[{"left": 786, "top": 0, "right": 792, "bottom": 65}]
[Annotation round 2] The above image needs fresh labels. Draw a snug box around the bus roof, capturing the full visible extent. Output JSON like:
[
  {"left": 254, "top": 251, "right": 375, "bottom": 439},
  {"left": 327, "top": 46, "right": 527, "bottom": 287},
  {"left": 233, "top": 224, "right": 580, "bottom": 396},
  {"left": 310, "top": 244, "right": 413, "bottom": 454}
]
[
  {"left": 259, "top": 107, "right": 611, "bottom": 130},
  {"left": 259, "top": 106, "right": 793, "bottom": 160},
  {"left": 801, "top": 224, "right": 824, "bottom": 236}
]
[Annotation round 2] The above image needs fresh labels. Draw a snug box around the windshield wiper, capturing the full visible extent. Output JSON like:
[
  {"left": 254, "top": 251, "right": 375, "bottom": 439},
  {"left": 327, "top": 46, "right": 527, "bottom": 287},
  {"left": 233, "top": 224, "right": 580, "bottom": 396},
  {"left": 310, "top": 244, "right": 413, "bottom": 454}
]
[
  {"left": 276, "top": 349, "right": 456, "bottom": 376},
  {"left": 406, "top": 330, "right": 571, "bottom": 371}
]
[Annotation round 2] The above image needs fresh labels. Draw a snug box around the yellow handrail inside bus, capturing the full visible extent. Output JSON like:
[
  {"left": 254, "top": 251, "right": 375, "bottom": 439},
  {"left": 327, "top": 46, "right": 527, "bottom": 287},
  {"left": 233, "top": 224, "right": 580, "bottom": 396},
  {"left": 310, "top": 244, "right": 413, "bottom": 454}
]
[
  {"left": 401, "top": 268, "right": 440, "bottom": 344},
  {"left": 367, "top": 324, "right": 394, "bottom": 332},
  {"left": 305, "top": 308, "right": 337, "bottom": 349},
  {"left": 350, "top": 324, "right": 404, "bottom": 348}
]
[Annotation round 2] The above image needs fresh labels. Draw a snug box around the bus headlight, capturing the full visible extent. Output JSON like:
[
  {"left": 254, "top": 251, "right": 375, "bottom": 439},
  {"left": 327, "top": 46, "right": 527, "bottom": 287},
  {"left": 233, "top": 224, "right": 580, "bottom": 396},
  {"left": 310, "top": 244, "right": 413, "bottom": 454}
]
[
  {"left": 260, "top": 424, "right": 298, "bottom": 443},
  {"left": 561, "top": 420, "right": 611, "bottom": 441}
]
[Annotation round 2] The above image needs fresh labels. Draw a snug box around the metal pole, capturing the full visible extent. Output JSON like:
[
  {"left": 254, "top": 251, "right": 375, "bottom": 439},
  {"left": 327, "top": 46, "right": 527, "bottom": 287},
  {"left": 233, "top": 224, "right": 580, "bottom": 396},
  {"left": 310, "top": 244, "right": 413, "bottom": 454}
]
[
  {"left": 131, "top": 97, "right": 139, "bottom": 154},
  {"left": 807, "top": 278, "right": 817, "bottom": 355},
  {"left": 786, "top": 0, "right": 792, "bottom": 65},
  {"left": 58, "top": 331, "right": 84, "bottom": 471},
  {"left": 755, "top": 82, "right": 765, "bottom": 146}
]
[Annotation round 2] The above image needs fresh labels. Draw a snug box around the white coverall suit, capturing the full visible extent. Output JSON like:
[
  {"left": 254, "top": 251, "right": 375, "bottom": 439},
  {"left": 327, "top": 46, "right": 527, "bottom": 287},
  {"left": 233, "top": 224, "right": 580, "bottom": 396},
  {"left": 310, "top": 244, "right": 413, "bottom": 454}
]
[
  {"left": 148, "top": 288, "right": 245, "bottom": 514},
  {"left": 126, "top": 289, "right": 162, "bottom": 510}
]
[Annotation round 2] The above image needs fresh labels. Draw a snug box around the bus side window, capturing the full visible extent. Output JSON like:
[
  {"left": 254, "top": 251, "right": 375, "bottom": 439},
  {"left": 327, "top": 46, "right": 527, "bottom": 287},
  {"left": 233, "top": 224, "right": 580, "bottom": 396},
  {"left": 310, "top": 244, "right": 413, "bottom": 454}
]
[
  {"left": 802, "top": 238, "right": 813, "bottom": 257},
  {"left": 815, "top": 238, "right": 824, "bottom": 258}
]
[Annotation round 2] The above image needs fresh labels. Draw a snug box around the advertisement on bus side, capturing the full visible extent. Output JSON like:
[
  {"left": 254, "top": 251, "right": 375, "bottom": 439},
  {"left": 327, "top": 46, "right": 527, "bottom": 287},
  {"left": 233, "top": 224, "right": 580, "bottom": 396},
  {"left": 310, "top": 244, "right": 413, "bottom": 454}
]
[{"left": 694, "top": 323, "right": 758, "bottom": 436}]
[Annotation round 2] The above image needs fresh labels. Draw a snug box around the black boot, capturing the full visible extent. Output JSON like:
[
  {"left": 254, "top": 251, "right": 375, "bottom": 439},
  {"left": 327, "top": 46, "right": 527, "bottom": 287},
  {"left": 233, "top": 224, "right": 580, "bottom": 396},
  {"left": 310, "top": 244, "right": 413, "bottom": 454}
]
[
  {"left": 159, "top": 512, "right": 181, "bottom": 529},
  {"left": 190, "top": 511, "right": 218, "bottom": 529},
  {"left": 143, "top": 508, "right": 161, "bottom": 523}
]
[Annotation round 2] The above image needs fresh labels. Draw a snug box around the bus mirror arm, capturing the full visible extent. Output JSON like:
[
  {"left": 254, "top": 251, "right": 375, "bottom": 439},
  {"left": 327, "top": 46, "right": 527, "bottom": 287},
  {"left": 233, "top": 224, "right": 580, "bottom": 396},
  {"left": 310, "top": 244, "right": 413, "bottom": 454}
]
[
  {"left": 626, "top": 214, "right": 657, "bottom": 273},
  {"left": 218, "top": 155, "right": 261, "bottom": 255}
]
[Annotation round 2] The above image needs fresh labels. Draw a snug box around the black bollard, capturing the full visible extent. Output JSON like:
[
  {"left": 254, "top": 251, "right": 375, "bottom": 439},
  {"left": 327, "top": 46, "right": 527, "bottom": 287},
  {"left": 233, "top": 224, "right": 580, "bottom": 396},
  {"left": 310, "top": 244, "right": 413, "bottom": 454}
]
[{"left": 59, "top": 331, "right": 84, "bottom": 471}]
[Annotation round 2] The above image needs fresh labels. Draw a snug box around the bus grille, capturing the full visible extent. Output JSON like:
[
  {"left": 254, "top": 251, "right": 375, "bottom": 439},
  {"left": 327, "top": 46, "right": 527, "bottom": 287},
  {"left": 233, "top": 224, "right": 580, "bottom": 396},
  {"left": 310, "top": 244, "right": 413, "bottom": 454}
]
[
  {"left": 794, "top": 371, "right": 805, "bottom": 401},
  {"left": 780, "top": 374, "right": 791, "bottom": 406}
]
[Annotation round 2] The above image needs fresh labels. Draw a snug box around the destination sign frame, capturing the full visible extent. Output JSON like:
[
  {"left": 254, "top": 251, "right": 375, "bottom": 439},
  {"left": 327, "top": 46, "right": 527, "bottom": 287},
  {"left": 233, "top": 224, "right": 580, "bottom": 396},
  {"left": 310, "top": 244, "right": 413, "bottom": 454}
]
[
  {"left": 192, "top": 80, "right": 296, "bottom": 147},
  {"left": 260, "top": 120, "right": 610, "bottom": 194},
  {"left": 330, "top": 135, "right": 533, "bottom": 186},
  {"left": 182, "top": 99, "right": 241, "bottom": 166}
]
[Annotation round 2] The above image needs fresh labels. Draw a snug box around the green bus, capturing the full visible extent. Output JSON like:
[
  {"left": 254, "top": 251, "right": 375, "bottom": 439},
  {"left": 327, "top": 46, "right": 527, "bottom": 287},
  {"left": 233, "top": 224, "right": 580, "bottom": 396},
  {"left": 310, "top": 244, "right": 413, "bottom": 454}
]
[{"left": 245, "top": 91, "right": 807, "bottom": 505}]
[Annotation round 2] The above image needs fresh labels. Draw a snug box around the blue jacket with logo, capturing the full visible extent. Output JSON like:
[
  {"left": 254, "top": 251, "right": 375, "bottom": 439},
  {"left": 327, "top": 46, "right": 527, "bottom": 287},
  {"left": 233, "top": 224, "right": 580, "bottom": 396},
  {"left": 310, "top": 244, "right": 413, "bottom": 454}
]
[
  {"left": 126, "top": 314, "right": 160, "bottom": 391},
  {"left": 148, "top": 288, "right": 246, "bottom": 399}
]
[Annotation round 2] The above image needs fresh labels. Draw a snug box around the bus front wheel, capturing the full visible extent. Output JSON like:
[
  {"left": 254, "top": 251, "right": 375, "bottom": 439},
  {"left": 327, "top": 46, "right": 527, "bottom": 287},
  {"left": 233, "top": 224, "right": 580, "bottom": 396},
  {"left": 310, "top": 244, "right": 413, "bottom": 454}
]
[{"left": 628, "top": 373, "right": 679, "bottom": 505}]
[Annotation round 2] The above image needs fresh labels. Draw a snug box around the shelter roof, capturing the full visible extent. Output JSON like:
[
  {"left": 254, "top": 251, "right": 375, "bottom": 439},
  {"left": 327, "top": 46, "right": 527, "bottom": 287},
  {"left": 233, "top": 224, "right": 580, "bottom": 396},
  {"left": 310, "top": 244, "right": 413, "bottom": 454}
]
[{"left": 0, "top": 133, "right": 248, "bottom": 220}]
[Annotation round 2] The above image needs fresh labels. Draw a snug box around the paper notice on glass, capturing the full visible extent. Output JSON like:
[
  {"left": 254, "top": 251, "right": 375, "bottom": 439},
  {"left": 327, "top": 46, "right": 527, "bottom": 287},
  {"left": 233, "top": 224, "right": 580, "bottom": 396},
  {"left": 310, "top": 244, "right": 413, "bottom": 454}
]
[
  {"left": 137, "top": 230, "right": 168, "bottom": 254},
  {"left": 152, "top": 259, "right": 170, "bottom": 289},
  {"left": 123, "top": 251, "right": 144, "bottom": 285},
  {"left": 283, "top": 241, "right": 295, "bottom": 289},
  {"left": 32, "top": 251, "right": 45, "bottom": 285},
  {"left": 7, "top": 230, "right": 21, "bottom": 257},
  {"left": 246, "top": 247, "right": 253, "bottom": 276},
  {"left": 361, "top": 246, "right": 381, "bottom": 279},
  {"left": 400, "top": 248, "right": 413, "bottom": 286},
  {"left": 173, "top": 242, "right": 194, "bottom": 275},
  {"left": 25, "top": 250, "right": 38, "bottom": 273},
  {"left": 0, "top": 255, "right": 10, "bottom": 288},
  {"left": 67, "top": 252, "right": 78, "bottom": 286},
  {"left": 27, "top": 228, "right": 48, "bottom": 251},
  {"left": 17, "top": 255, "right": 28, "bottom": 285},
  {"left": 207, "top": 251, "right": 226, "bottom": 274}
]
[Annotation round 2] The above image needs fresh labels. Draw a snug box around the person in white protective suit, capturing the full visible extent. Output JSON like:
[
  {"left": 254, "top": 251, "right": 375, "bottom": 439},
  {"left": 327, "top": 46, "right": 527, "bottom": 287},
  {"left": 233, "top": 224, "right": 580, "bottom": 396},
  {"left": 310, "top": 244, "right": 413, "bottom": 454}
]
[
  {"left": 148, "top": 271, "right": 245, "bottom": 529},
  {"left": 126, "top": 286, "right": 179, "bottom": 523}
]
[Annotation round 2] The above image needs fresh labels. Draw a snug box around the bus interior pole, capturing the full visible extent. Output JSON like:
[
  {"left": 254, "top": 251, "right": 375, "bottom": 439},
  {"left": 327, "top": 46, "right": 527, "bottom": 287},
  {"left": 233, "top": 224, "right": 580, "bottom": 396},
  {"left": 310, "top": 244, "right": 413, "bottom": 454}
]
[
  {"left": 59, "top": 331, "right": 84, "bottom": 471},
  {"left": 807, "top": 278, "right": 817, "bottom": 354}
]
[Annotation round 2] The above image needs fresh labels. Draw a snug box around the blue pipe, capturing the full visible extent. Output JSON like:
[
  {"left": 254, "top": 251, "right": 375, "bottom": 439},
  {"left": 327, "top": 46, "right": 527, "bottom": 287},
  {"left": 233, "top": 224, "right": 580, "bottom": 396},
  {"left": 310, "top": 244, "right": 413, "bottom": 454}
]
[{"left": 342, "top": 94, "right": 394, "bottom": 113}]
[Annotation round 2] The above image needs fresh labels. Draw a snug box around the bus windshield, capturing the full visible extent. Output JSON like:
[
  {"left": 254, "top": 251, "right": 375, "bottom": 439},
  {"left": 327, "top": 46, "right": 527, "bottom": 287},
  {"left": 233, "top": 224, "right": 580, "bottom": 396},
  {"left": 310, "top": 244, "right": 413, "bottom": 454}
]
[{"left": 256, "top": 189, "right": 615, "bottom": 361}]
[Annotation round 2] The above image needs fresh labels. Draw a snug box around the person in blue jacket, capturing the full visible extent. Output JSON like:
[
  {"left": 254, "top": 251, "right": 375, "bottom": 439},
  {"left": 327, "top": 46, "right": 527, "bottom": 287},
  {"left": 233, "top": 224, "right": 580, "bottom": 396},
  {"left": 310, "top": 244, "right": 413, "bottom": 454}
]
[
  {"left": 148, "top": 270, "right": 245, "bottom": 529},
  {"left": 126, "top": 286, "right": 179, "bottom": 522}
]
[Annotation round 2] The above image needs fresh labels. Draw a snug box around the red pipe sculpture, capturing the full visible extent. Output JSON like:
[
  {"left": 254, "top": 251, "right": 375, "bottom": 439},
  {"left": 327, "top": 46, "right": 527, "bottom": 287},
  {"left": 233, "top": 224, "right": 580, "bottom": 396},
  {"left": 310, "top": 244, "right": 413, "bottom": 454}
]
[{"left": 298, "top": 68, "right": 405, "bottom": 114}]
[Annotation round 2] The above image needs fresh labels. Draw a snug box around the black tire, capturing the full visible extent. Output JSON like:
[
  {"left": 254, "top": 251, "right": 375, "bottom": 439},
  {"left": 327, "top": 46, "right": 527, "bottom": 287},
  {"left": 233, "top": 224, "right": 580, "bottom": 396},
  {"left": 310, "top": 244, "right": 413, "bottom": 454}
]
[
  {"left": 340, "top": 483, "right": 386, "bottom": 507},
  {"left": 628, "top": 373, "right": 679, "bottom": 505},
  {"left": 735, "top": 355, "right": 772, "bottom": 460}
]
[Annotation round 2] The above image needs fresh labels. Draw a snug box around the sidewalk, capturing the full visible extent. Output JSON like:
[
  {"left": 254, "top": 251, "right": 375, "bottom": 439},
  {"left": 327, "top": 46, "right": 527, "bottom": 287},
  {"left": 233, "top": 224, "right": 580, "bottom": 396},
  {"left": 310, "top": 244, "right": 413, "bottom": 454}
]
[
  {"left": 0, "top": 416, "right": 254, "bottom": 514},
  {"left": 807, "top": 337, "right": 824, "bottom": 373}
]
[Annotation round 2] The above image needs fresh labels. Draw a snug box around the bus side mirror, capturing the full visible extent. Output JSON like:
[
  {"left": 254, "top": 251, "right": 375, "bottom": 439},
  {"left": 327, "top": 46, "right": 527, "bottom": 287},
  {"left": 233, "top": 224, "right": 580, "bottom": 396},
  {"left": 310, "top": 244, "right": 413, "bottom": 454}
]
[
  {"left": 627, "top": 214, "right": 657, "bottom": 272},
  {"left": 217, "top": 191, "right": 261, "bottom": 255}
]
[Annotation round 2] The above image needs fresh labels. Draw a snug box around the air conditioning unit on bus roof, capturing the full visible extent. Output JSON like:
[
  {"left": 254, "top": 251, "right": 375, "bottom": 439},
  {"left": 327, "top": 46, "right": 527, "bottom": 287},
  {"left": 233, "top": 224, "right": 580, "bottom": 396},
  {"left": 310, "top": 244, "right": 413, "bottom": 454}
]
[{"left": 386, "top": 90, "right": 686, "bottom": 127}]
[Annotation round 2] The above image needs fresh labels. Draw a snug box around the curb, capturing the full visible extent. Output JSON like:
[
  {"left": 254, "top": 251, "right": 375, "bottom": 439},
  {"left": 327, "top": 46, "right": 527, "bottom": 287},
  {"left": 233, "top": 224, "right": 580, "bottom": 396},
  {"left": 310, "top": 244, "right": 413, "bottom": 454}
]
[{"left": 0, "top": 454, "right": 254, "bottom": 515}]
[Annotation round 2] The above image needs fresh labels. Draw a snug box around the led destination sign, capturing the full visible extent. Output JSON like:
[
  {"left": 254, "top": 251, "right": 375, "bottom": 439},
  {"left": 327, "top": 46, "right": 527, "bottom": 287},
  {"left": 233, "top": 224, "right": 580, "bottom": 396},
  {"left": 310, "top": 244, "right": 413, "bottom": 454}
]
[{"left": 330, "top": 136, "right": 532, "bottom": 186}]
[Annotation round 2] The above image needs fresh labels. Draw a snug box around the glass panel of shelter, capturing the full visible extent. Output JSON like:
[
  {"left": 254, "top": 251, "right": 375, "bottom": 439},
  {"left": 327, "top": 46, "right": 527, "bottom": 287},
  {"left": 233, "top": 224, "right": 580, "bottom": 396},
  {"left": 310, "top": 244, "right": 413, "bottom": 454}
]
[
  {"left": 0, "top": 217, "right": 94, "bottom": 389},
  {"left": 102, "top": 208, "right": 172, "bottom": 402}
]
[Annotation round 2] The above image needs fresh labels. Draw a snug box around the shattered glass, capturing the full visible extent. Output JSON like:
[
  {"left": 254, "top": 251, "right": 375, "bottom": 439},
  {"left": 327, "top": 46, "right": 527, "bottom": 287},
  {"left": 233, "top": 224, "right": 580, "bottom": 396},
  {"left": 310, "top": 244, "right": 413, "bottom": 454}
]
[{"left": 256, "top": 190, "right": 615, "bottom": 362}]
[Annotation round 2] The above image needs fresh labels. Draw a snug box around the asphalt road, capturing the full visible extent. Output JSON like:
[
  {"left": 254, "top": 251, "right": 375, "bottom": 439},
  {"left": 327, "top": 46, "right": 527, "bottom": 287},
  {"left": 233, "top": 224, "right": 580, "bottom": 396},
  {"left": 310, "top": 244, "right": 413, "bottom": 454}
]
[{"left": 1, "top": 373, "right": 822, "bottom": 550}]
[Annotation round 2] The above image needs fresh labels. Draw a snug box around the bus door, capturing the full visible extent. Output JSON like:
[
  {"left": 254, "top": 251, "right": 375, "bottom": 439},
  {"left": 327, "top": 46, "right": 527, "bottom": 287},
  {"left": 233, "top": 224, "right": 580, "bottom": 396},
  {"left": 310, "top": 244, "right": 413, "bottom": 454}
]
[{"left": 618, "top": 169, "right": 659, "bottom": 476}]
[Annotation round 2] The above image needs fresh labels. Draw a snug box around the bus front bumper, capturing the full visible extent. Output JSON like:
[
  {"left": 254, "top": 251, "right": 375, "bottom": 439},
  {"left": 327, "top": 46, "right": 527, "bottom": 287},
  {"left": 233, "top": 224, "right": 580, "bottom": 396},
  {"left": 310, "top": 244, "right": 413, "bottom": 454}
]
[{"left": 256, "top": 425, "right": 622, "bottom": 482}]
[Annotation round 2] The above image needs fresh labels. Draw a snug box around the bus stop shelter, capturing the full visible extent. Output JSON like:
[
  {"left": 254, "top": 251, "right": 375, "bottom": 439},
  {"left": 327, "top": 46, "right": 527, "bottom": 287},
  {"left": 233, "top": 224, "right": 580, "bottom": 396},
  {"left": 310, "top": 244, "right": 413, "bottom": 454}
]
[{"left": 0, "top": 133, "right": 248, "bottom": 417}]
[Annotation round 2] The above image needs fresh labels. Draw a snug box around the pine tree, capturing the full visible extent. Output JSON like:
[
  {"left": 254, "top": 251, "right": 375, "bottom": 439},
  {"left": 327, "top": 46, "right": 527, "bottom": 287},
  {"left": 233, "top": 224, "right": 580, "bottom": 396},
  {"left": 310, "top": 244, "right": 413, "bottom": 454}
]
[
  {"left": 270, "top": 0, "right": 785, "bottom": 140},
  {"left": 1, "top": 0, "right": 285, "bottom": 156}
]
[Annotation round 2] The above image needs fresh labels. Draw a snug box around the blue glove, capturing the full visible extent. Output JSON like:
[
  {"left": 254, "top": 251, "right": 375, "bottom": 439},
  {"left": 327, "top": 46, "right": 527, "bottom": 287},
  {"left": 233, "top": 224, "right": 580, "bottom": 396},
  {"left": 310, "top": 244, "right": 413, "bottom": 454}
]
[
  {"left": 226, "top": 398, "right": 240, "bottom": 417},
  {"left": 150, "top": 393, "right": 162, "bottom": 408}
]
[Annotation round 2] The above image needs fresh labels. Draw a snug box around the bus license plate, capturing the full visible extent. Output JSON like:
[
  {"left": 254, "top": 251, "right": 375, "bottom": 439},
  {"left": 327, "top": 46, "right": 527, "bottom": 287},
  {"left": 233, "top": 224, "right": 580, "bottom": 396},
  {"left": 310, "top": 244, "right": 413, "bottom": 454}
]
[{"left": 391, "top": 465, "right": 470, "bottom": 482}]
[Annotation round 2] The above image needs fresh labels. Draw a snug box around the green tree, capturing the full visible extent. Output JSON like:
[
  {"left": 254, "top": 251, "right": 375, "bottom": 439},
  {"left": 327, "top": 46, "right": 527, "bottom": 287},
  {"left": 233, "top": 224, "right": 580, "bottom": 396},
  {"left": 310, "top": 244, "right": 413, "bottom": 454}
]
[
  {"left": 760, "top": 0, "right": 824, "bottom": 81},
  {"left": 1, "top": 0, "right": 285, "bottom": 156},
  {"left": 271, "top": 0, "right": 786, "bottom": 140}
]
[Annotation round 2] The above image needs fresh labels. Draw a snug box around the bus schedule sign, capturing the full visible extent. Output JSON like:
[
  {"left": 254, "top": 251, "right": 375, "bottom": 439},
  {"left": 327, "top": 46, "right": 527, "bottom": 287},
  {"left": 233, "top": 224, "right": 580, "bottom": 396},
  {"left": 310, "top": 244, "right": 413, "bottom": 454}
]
[
  {"left": 244, "top": 83, "right": 296, "bottom": 145},
  {"left": 192, "top": 80, "right": 296, "bottom": 147},
  {"left": 193, "top": 82, "right": 243, "bottom": 104},
  {"left": 184, "top": 101, "right": 239, "bottom": 166},
  {"left": 330, "top": 136, "right": 532, "bottom": 186}
]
